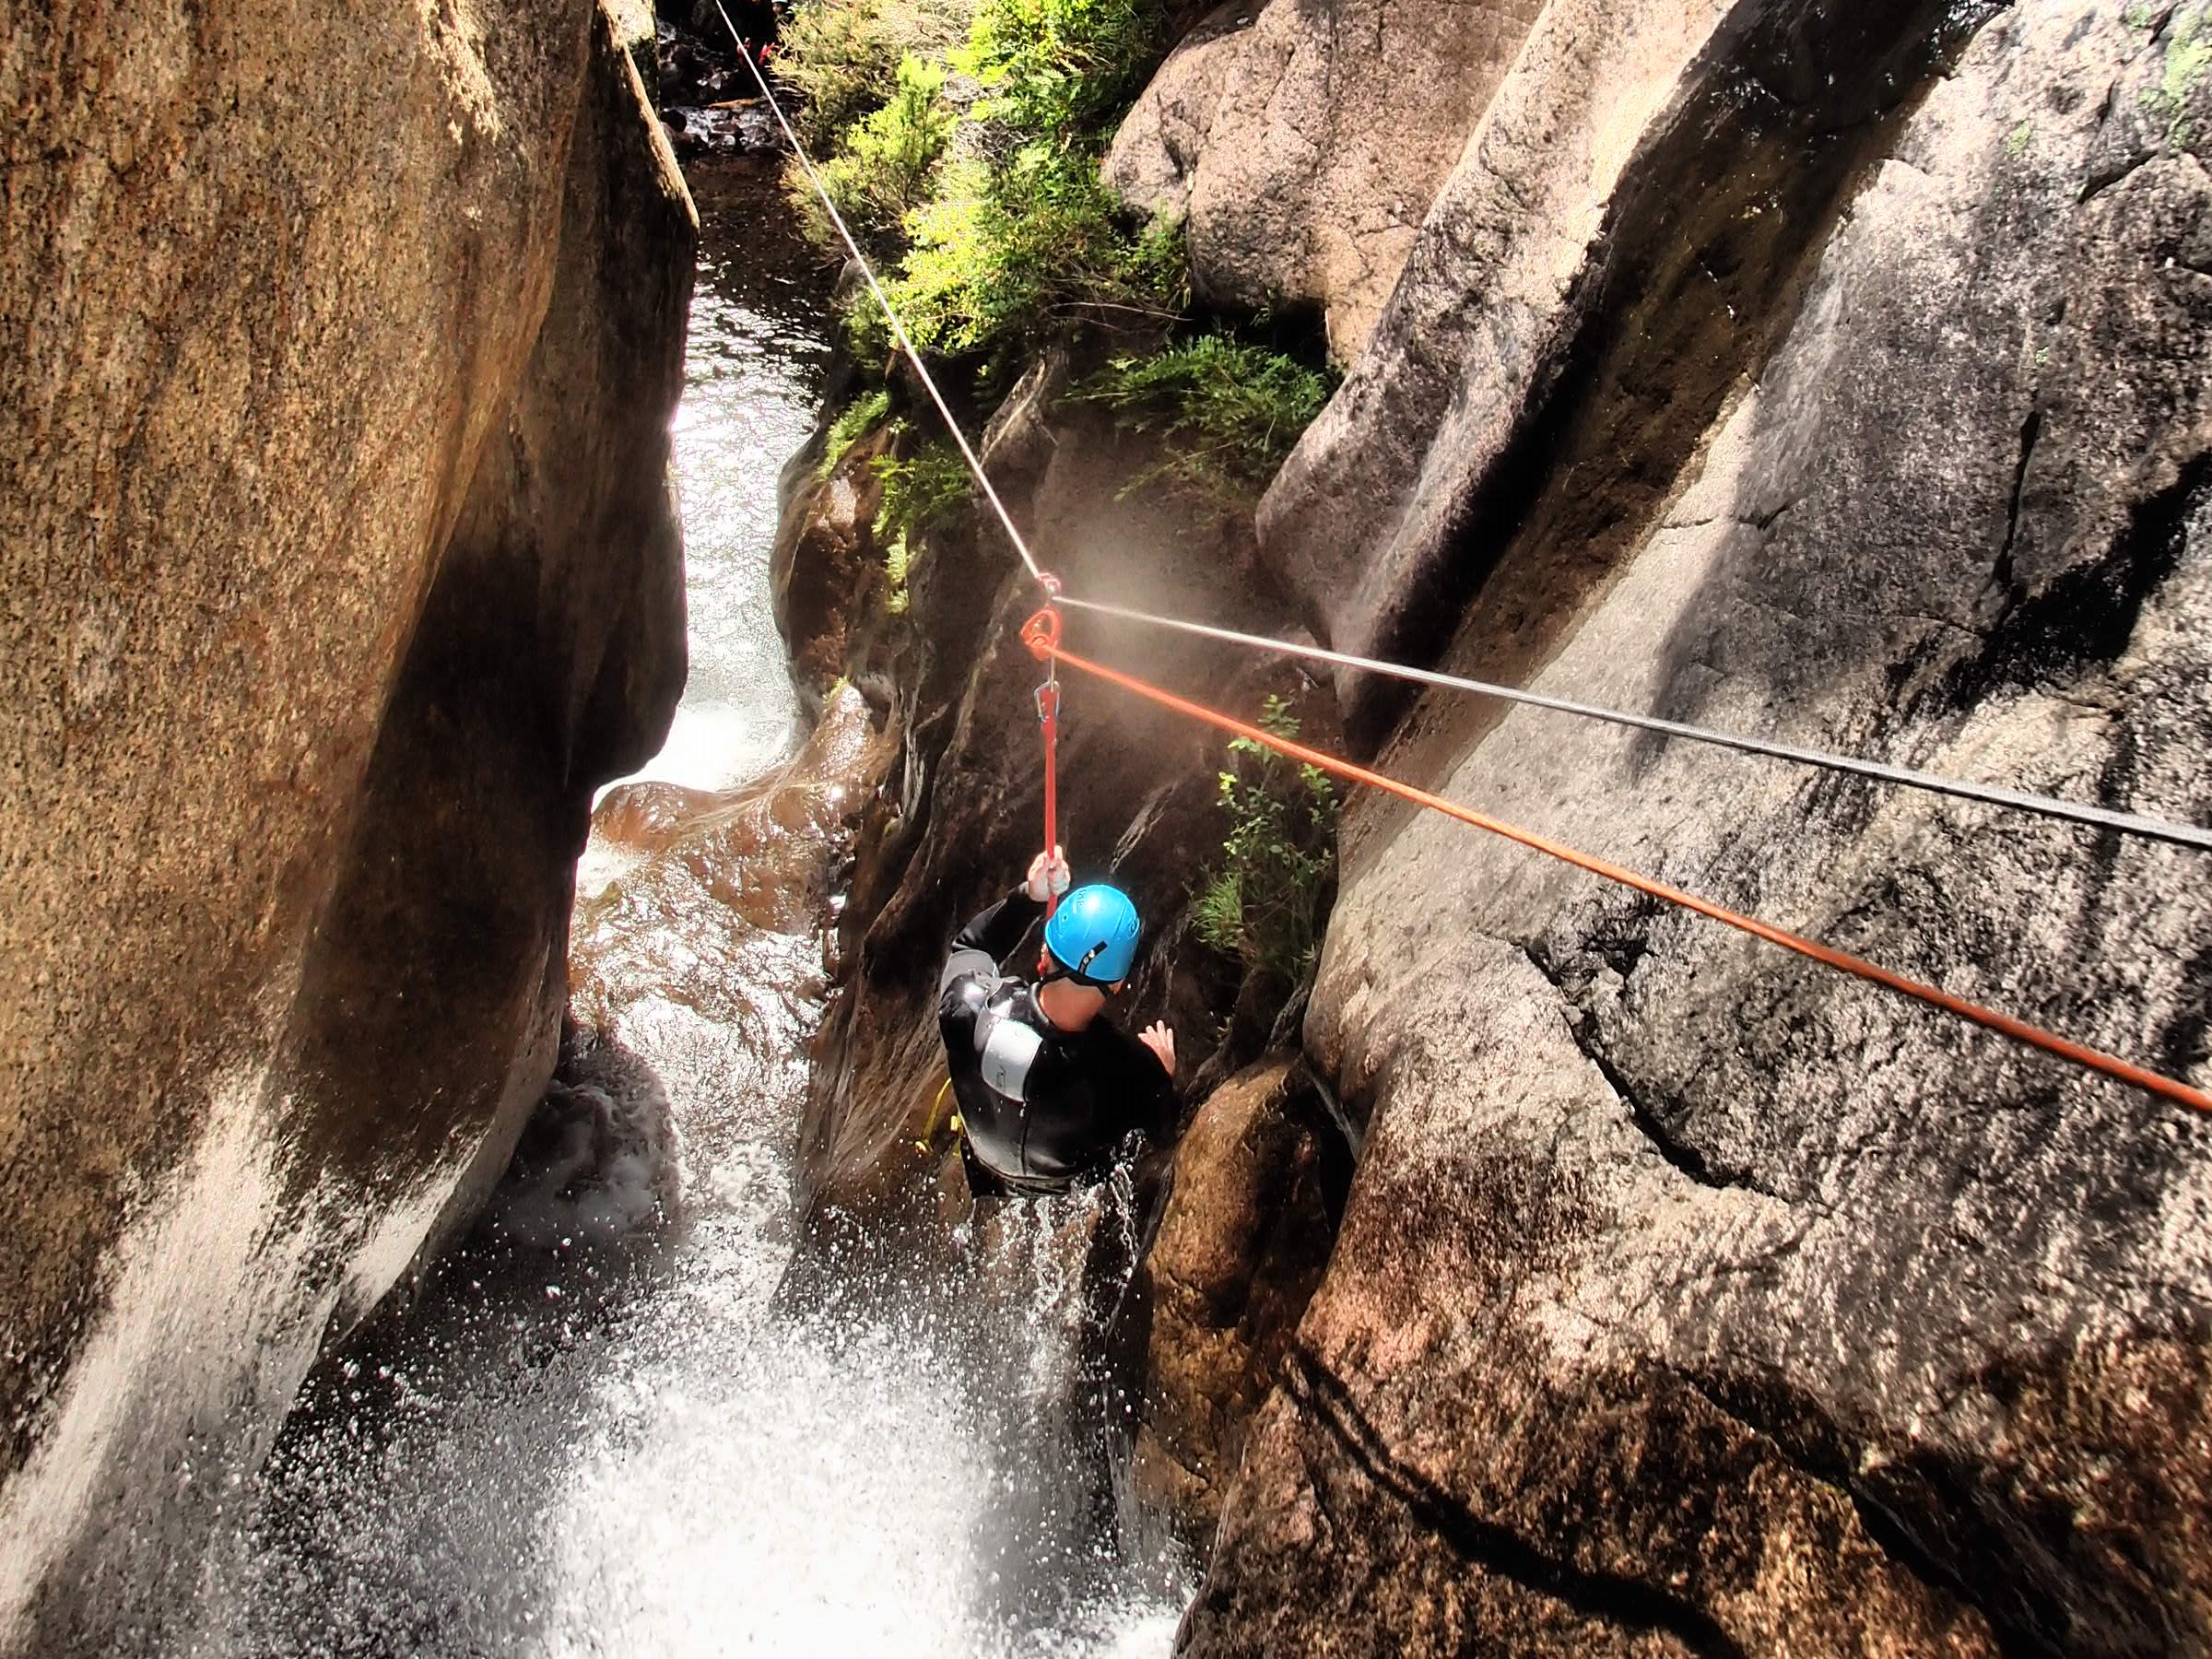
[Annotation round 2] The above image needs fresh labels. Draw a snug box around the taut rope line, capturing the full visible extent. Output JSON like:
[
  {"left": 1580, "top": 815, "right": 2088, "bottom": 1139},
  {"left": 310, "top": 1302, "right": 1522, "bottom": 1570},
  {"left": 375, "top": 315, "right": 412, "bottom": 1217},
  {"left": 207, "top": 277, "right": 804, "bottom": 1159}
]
[
  {"left": 717, "top": 12, "right": 2210, "bottom": 859},
  {"left": 1051, "top": 595, "right": 2212, "bottom": 854},
  {"left": 1018, "top": 614, "right": 2212, "bottom": 1117}
]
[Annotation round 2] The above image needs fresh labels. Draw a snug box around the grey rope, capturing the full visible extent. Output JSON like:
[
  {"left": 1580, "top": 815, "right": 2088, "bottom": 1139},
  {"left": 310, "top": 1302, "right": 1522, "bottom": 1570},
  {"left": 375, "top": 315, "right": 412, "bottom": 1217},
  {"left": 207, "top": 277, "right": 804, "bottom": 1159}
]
[
  {"left": 1057, "top": 594, "right": 2212, "bottom": 853},
  {"left": 721, "top": 3, "right": 1051, "bottom": 585},
  {"left": 712, "top": 13, "right": 2212, "bottom": 857}
]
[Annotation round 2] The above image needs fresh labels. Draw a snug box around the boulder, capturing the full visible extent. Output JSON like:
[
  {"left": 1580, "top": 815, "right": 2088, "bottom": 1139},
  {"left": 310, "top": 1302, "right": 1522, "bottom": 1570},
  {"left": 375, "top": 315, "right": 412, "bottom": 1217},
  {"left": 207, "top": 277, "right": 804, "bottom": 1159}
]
[
  {"left": 0, "top": 0, "right": 693, "bottom": 1645},
  {"left": 1104, "top": 0, "right": 1547, "bottom": 361},
  {"left": 1187, "top": 3, "right": 2212, "bottom": 1653},
  {"left": 1129, "top": 1056, "right": 1344, "bottom": 1550}
]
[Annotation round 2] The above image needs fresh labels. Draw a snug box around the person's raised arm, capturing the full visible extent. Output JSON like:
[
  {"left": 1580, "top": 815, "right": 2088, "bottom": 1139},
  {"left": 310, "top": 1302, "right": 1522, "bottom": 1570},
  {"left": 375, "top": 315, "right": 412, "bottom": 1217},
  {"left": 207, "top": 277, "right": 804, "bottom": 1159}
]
[{"left": 940, "top": 847, "right": 1069, "bottom": 994}]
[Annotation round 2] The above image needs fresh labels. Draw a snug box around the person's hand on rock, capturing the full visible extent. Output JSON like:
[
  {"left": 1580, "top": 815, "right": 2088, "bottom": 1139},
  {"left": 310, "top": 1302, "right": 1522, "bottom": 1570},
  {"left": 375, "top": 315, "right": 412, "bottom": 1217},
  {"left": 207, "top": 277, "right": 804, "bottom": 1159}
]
[{"left": 1138, "top": 1021, "right": 1176, "bottom": 1077}]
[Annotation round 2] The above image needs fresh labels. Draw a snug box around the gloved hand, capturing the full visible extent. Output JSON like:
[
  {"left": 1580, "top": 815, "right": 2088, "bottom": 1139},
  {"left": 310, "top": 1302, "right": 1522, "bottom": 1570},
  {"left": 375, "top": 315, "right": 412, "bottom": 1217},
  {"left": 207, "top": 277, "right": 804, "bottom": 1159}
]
[{"left": 1024, "top": 845, "right": 1072, "bottom": 903}]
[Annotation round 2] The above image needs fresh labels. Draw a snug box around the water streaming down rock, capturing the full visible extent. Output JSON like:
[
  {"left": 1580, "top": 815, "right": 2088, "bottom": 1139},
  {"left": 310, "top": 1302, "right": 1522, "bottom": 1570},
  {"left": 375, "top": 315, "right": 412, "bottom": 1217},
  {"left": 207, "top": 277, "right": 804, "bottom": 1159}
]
[{"left": 199, "top": 158, "right": 1191, "bottom": 1658}]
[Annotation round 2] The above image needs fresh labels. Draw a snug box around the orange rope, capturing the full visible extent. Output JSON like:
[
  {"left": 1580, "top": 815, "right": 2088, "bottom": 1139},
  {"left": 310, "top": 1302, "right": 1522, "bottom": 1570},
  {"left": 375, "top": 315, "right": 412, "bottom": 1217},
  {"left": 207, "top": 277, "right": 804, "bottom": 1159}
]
[{"left": 1022, "top": 613, "right": 2212, "bottom": 1117}]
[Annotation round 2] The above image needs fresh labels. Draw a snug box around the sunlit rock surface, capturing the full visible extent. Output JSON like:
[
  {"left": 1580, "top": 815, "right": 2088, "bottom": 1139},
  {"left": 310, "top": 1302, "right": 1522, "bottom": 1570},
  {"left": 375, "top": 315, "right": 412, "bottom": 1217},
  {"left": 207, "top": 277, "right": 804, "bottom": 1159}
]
[
  {"left": 1184, "top": 3, "right": 2212, "bottom": 1652},
  {"left": 1256, "top": 0, "right": 1987, "bottom": 702},
  {"left": 0, "top": 0, "right": 692, "bottom": 1645},
  {"left": 1105, "top": 0, "right": 1547, "bottom": 361}
]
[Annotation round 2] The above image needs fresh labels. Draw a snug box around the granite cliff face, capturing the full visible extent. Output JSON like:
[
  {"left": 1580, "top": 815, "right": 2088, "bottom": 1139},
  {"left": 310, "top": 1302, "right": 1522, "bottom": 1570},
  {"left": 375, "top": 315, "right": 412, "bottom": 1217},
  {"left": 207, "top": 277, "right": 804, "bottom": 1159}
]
[
  {"left": 0, "top": 0, "right": 693, "bottom": 1645},
  {"left": 1181, "top": 1, "right": 2212, "bottom": 1652},
  {"left": 788, "top": 0, "right": 2212, "bottom": 1650}
]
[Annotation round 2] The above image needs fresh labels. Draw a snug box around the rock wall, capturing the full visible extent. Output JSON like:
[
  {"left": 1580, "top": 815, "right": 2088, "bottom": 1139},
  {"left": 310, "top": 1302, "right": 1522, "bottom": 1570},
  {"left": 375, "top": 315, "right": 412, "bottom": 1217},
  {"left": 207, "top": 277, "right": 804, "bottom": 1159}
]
[
  {"left": 1105, "top": 0, "right": 1547, "bottom": 360},
  {"left": 0, "top": 0, "right": 693, "bottom": 1646},
  {"left": 1180, "top": 0, "right": 2212, "bottom": 1652},
  {"left": 783, "top": 0, "right": 2212, "bottom": 1646}
]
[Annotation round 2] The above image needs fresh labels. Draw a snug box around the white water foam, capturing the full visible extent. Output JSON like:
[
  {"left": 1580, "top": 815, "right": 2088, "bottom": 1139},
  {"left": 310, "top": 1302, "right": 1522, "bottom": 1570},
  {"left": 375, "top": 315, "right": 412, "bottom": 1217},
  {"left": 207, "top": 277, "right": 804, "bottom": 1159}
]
[{"left": 207, "top": 160, "right": 1192, "bottom": 1658}]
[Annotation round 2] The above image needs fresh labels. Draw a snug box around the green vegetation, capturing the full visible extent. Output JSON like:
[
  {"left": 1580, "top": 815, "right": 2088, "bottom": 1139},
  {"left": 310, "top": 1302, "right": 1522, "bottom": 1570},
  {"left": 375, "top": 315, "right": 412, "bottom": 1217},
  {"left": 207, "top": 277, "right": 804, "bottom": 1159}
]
[
  {"left": 871, "top": 441, "right": 971, "bottom": 544},
  {"left": 776, "top": 0, "right": 969, "bottom": 147},
  {"left": 867, "top": 443, "right": 969, "bottom": 612},
  {"left": 2141, "top": 2, "right": 2210, "bottom": 147},
  {"left": 818, "top": 55, "right": 957, "bottom": 243},
  {"left": 780, "top": 0, "right": 1335, "bottom": 632},
  {"left": 1078, "top": 335, "right": 1335, "bottom": 497},
  {"left": 818, "top": 388, "right": 893, "bottom": 477},
  {"left": 1192, "top": 697, "right": 1338, "bottom": 991},
  {"left": 782, "top": 0, "right": 1187, "bottom": 382}
]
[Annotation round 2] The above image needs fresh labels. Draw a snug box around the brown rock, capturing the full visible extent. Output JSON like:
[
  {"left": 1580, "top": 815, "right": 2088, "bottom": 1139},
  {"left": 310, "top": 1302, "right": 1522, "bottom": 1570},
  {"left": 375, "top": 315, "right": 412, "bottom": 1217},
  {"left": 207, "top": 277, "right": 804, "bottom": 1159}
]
[
  {"left": 1105, "top": 0, "right": 1547, "bottom": 361},
  {"left": 0, "top": 0, "right": 693, "bottom": 1642},
  {"left": 1130, "top": 1056, "right": 1341, "bottom": 1550},
  {"left": 1194, "top": 2, "right": 2212, "bottom": 1652}
]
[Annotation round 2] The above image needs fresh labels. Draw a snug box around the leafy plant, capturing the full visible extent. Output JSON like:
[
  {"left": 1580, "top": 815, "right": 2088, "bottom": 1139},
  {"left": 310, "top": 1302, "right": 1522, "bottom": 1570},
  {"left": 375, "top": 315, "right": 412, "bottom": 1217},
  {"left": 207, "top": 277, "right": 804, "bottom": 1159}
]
[
  {"left": 871, "top": 441, "right": 973, "bottom": 545},
  {"left": 882, "top": 533, "right": 913, "bottom": 613},
  {"left": 957, "top": 0, "right": 1170, "bottom": 142},
  {"left": 777, "top": 0, "right": 970, "bottom": 147},
  {"left": 818, "top": 387, "right": 893, "bottom": 477},
  {"left": 790, "top": 0, "right": 1188, "bottom": 381},
  {"left": 1193, "top": 696, "right": 1338, "bottom": 990},
  {"left": 817, "top": 54, "right": 957, "bottom": 244},
  {"left": 855, "top": 152, "right": 1184, "bottom": 372},
  {"left": 1078, "top": 335, "right": 1335, "bottom": 496}
]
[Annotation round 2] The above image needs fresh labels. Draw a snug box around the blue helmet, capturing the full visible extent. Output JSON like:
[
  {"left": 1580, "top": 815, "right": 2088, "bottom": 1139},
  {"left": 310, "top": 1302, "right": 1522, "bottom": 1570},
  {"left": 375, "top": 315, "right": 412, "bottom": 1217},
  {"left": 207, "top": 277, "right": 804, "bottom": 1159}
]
[{"left": 1043, "top": 884, "right": 1141, "bottom": 986}]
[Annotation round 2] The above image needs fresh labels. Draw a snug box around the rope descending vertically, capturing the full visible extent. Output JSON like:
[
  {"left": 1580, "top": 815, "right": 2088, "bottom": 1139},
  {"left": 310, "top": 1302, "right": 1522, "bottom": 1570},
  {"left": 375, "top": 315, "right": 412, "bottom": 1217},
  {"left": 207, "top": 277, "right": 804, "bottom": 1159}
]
[
  {"left": 1020, "top": 610, "right": 2212, "bottom": 1118},
  {"left": 1035, "top": 616, "right": 1064, "bottom": 918}
]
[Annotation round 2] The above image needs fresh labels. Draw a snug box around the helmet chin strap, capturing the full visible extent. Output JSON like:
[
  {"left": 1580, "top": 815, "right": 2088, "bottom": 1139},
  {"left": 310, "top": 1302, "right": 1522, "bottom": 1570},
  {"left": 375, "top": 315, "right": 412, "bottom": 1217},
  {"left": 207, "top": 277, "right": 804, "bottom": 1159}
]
[{"left": 1036, "top": 940, "right": 1112, "bottom": 991}]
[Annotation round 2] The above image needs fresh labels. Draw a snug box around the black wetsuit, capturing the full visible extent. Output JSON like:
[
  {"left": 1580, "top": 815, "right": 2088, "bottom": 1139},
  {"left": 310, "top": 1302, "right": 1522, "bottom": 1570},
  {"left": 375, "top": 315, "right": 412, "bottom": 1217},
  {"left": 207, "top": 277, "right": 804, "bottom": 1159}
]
[{"left": 936, "top": 889, "right": 1175, "bottom": 1194}]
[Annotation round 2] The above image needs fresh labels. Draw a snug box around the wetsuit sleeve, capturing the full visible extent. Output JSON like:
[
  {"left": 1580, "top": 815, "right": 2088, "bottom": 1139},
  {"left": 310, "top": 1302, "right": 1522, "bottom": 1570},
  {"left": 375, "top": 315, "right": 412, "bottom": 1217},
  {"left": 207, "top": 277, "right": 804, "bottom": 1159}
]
[{"left": 938, "top": 889, "right": 1044, "bottom": 997}]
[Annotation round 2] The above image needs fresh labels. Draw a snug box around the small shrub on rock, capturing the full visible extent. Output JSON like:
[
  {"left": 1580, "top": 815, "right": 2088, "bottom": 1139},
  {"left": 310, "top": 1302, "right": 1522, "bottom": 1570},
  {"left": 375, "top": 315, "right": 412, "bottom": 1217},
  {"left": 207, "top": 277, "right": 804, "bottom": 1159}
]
[
  {"left": 1078, "top": 335, "right": 1335, "bottom": 497},
  {"left": 1194, "top": 696, "right": 1338, "bottom": 993},
  {"left": 816, "top": 54, "right": 956, "bottom": 246}
]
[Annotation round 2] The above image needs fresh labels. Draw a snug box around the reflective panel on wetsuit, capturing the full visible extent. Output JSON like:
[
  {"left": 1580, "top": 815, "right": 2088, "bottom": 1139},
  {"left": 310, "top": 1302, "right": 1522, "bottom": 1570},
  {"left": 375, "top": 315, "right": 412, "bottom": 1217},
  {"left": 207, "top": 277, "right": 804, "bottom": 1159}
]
[{"left": 977, "top": 1001, "right": 1043, "bottom": 1100}]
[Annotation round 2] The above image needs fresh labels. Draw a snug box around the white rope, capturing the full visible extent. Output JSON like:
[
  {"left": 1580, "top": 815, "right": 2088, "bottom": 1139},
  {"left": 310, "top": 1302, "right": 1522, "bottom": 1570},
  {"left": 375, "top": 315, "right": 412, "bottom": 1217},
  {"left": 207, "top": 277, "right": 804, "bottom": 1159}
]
[
  {"left": 1057, "top": 594, "right": 2212, "bottom": 853},
  {"left": 711, "top": 13, "right": 2212, "bottom": 857},
  {"left": 721, "top": 2, "right": 1051, "bottom": 586}
]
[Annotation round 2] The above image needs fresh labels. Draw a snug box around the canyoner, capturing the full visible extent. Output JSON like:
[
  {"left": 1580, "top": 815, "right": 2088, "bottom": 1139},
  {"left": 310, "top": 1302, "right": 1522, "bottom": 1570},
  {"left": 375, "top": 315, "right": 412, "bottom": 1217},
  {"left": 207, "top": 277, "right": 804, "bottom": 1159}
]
[
  {"left": 738, "top": 18, "right": 2212, "bottom": 1129},
  {"left": 936, "top": 848, "right": 1177, "bottom": 1196}
]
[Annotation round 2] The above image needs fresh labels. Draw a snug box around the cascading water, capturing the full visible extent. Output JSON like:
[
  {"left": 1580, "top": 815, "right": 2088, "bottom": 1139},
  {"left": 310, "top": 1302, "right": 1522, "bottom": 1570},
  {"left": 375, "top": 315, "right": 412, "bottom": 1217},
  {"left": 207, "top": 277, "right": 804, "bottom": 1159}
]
[{"left": 195, "top": 158, "right": 1192, "bottom": 1658}]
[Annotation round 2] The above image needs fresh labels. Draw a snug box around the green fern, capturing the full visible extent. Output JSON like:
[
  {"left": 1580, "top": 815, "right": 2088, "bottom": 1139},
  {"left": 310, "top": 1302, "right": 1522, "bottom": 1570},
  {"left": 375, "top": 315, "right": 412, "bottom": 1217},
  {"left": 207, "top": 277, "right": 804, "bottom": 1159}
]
[
  {"left": 818, "top": 389, "right": 894, "bottom": 477},
  {"left": 1078, "top": 335, "right": 1335, "bottom": 497}
]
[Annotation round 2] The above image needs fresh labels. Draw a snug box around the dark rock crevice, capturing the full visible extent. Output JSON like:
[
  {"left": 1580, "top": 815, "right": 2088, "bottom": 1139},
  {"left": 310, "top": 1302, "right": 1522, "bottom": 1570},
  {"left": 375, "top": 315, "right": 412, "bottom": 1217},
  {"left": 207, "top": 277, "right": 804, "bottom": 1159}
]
[
  {"left": 1665, "top": 1368, "right": 2051, "bottom": 1659},
  {"left": 1281, "top": 1349, "right": 1751, "bottom": 1659},
  {"left": 1521, "top": 936, "right": 1780, "bottom": 1202},
  {"left": 1945, "top": 452, "right": 2212, "bottom": 709}
]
